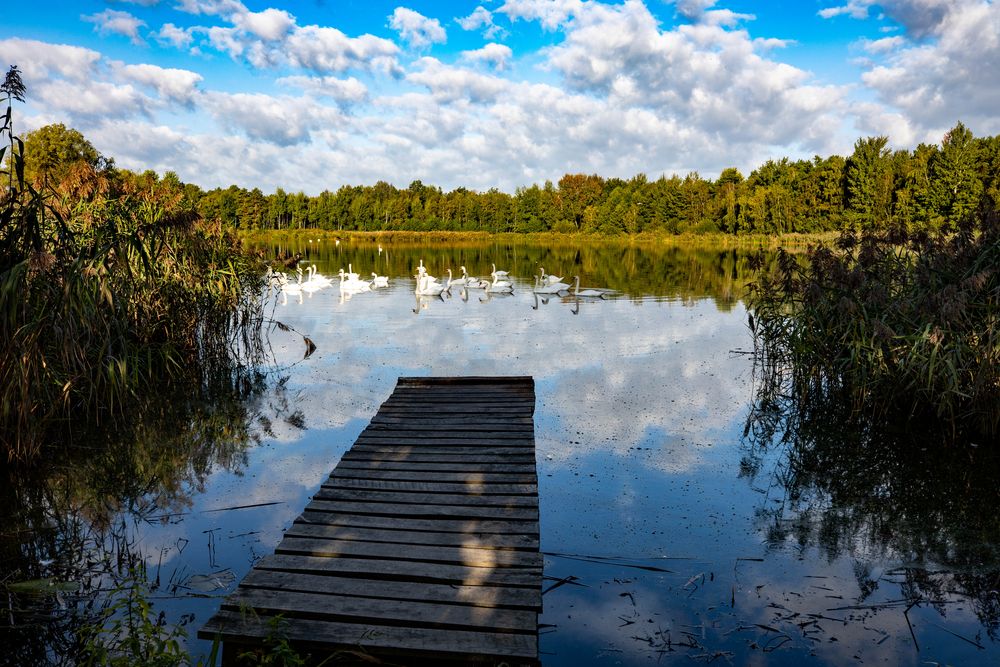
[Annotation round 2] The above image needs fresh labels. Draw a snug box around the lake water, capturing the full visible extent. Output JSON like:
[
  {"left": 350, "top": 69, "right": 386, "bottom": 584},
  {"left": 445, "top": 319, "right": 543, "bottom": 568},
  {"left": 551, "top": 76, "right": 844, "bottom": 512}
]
[{"left": 3, "top": 238, "right": 998, "bottom": 665}]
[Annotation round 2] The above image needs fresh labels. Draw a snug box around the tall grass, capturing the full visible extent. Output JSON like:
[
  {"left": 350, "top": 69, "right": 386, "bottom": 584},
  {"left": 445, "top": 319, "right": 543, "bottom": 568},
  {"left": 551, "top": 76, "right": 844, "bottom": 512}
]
[
  {"left": 0, "top": 69, "right": 267, "bottom": 462},
  {"left": 747, "top": 212, "right": 1000, "bottom": 440}
]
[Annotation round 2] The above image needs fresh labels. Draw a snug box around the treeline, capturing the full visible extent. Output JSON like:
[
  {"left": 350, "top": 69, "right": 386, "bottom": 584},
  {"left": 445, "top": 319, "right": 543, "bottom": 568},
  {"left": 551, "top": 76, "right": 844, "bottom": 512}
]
[
  {"left": 187, "top": 122, "right": 1000, "bottom": 235},
  {"left": 16, "top": 121, "right": 1000, "bottom": 236}
]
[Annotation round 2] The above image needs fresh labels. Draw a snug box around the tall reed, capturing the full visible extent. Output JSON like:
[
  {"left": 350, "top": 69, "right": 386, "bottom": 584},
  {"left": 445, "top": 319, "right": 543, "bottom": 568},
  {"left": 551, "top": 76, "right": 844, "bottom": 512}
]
[
  {"left": 747, "top": 213, "right": 1000, "bottom": 440},
  {"left": 0, "top": 68, "right": 268, "bottom": 461}
]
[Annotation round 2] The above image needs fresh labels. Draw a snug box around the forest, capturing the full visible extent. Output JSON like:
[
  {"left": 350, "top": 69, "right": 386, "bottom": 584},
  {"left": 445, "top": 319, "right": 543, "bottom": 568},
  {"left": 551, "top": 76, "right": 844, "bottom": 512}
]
[{"left": 17, "top": 122, "right": 1000, "bottom": 237}]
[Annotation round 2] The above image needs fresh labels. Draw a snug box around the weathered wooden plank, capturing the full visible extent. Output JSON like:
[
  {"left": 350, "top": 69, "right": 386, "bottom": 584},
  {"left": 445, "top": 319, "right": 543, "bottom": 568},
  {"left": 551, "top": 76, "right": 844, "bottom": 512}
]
[
  {"left": 366, "top": 423, "right": 535, "bottom": 434},
  {"left": 376, "top": 406, "right": 531, "bottom": 415},
  {"left": 354, "top": 437, "right": 535, "bottom": 448},
  {"left": 343, "top": 449, "right": 535, "bottom": 462},
  {"left": 283, "top": 522, "right": 539, "bottom": 550},
  {"left": 297, "top": 511, "right": 538, "bottom": 535},
  {"left": 320, "top": 478, "right": 537, "bottom": 496},
  {"left": 199, "top": 611, "right": 539, "bottom": 658},
  {"left": 254, "top": 553, "right": 541, "bottom": 587},
  {"left": 335, "top": 461, "right": 536, "bottom": 474},
  {"left": 239, "top": 570, "right": 541, "bottom": 610},
  {"left": 275, "top": 538, "right": 542, "bottom": 569},
  {"left": 358, "top": 428, "right": 534, "bottom": 439},
  {"left": 329, "top": 469, "right": 536, "bottom": 483},
  {"left": 220, "top": 588, "right": 537, "bottom": 633},
  {"left": 397, "top": 375, "right": 533, "bottom": 385},
  {"left": 304, "top": 499, "right": 538, "bottom": 521},
  {"left": 313, "top": 488, "right": 538, "bottom": 508}
]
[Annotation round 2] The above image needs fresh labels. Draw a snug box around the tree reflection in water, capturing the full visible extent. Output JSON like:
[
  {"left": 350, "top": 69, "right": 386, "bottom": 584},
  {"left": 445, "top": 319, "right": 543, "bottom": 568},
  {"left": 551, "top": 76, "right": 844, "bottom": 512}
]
[
  {"left": 0, "top": 372, "right": 306, "bottom": 664},
  {"left": 742, "top": 366, "right": 1000, "bottom": 644}
]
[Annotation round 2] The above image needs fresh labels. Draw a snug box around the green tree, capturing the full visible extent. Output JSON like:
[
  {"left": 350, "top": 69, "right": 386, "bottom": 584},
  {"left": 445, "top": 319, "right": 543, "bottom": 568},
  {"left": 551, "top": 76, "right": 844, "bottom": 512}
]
[
  {"left": 927, "top": 122, "right": 982, "bottom": 228},
  {"left": 21, "top": 123, "right": 102, "bottom": 188},
  {"left": 844, "top": 136, "right": 893, "bottom": 227}
]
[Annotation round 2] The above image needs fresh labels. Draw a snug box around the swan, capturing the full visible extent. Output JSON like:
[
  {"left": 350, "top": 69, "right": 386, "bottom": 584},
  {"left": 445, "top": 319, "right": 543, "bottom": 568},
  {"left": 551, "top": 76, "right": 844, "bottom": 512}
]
[
  {"left": 539, "top": 267, "right": 565, "bottom": 285},
  {"left": 572, "top": 275, "right": 610, "bottom": 298},
  {"left": 309, "top": 264, "right": 332, "bottom": 287},
  {"left": 370, "top": 272, "right": 389, "bottom": 288},
  {"left": 447, "top": 267, "right": 470, "bottom": 287},
  {"left": 490, "top": 263, "right": 509, "bottom": 280},
  {"left": 486, "top": 275, "right": 513, "bottom": 293},
  {"left": 533, "top": 274, "right": 570, "bottom": 294},
  {"left": 281, "top": 267, "right": 304, "bottom": 294},
  {"left": 338, "top": 269, "right": 370, "bottom": 292},
  {"left": 415, "top": 273, "right": 445, "bottom": 296}
]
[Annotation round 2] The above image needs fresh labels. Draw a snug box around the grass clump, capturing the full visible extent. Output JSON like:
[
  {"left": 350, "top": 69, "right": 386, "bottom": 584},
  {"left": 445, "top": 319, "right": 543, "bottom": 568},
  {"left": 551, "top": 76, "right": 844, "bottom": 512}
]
[{"left": 747, "top": 216, "right": 1000, "bottom": 441}]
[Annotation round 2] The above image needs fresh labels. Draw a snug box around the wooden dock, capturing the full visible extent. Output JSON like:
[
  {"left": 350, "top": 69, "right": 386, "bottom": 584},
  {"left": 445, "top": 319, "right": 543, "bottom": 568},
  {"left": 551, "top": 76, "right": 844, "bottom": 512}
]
[{"left": 199, "top": 376, "right": 541, "bottom": 665}]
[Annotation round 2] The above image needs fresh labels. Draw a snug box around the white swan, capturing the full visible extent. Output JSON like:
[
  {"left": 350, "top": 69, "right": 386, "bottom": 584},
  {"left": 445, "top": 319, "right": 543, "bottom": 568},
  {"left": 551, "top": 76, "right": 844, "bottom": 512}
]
[
  {"left": 415, "top": 273, "right": 445, "bottom": 296},
  {"left": 533, "top": 274, "right": 570, "bottom": 293},
  {"left": 486, "top": 275, "right": 513, "bottom": 293},
  {"left": 539, "top": 267, "right": 565, "bottom": 285},
  {"left": 281, "top": 267, "right": 304, "bottom": 295},
  {"left": 309, "top": 264, "right": 332, "bottom": 287},
  {"left": 490, "top": 263, "right": 509, "bottom": 280},
  {"left": 370, "top": 272, "right": 389, "bottom": 288},
  {"left": 338, "top": 269, "right": 370, "bottom": 292},
  {"left": 572, "top": 275, "right": 610, "bottom": 298}
]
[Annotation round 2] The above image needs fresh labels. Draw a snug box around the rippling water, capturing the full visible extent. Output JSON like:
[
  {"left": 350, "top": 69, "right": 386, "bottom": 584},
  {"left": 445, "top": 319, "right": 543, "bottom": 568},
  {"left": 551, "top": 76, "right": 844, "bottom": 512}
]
[{"left": 3, "top": 238, "right": 998, "bottom": 666}]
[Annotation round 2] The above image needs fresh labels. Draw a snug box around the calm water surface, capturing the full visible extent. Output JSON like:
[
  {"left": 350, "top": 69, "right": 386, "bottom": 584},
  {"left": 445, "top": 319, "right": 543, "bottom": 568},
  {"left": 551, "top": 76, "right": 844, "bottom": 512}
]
[{"left": 3, "top": 239, "right": 998, "bottom": 665}]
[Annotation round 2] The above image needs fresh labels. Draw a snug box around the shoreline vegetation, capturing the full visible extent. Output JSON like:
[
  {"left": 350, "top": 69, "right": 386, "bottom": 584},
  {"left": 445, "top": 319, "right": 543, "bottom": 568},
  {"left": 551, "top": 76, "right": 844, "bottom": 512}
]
[{"left": 1, "top": 67, "right": 269, "bottom": 463}]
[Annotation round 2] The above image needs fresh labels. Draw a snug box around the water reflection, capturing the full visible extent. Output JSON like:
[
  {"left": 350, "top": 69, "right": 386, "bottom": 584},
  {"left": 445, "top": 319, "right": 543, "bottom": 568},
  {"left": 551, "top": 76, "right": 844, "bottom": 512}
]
[{"left": 3, "top": 239, "right": 997, "bottom": 665}]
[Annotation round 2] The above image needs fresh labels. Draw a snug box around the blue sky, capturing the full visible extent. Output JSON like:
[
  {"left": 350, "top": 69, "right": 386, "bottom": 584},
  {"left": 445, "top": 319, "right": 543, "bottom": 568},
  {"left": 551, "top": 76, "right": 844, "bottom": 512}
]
[{"left": 2, "top": 1, "right": 997, "bottom": 193}]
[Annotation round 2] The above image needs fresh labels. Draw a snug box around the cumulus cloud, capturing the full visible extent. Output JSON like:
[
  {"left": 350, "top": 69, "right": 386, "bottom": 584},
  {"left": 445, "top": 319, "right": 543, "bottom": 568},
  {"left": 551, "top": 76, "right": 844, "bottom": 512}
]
[
  {"left": 497, "top": 0, "right": 584, "bottom": 30},
  {"left": 286, "top": 26, "right": 401, "bottom": 75},
  {"left": 388, "top": 7, "right": 447, "bottom": 48},
  {"left": 854, "top": 1, "right": 1000, "bottom": 137},
  {"left": 462, "top": 43, "right": 514, "bottom": 70},
  {"left": 674, "top": 0, "right": 718, "bottom": 20},
  {"left": 406, "top": 58, "right": 508, "bottom": 103},
  {"left": 203, "top": 91, "right": 344, "bottom": 146},
  {"left": 276, "top": 75, "right": 369, "bottom": 104},
  {"left": 0, "top": 38, "right": 101, "bottom": 83},
  {"left": 233, "top": 8, "right": 296, "bottom": 41},
  {"left": 157, "top": 23, "right": 196, "bottom": 50},
  {"left": 456, "top": 6, "right": 508, "bottom": 39},
  {"left": 82, "top": 9, "right": 147, "bottom": 45},
  {"left": 117, "top": 63, "right": 203, "bottom": 106}
]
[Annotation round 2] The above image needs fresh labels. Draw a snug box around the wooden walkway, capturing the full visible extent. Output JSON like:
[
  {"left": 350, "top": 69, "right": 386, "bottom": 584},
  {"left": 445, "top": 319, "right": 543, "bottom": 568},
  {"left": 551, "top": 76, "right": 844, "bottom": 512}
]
[{"left": 199, "top": 376, "right": 541, "bottom": 665}]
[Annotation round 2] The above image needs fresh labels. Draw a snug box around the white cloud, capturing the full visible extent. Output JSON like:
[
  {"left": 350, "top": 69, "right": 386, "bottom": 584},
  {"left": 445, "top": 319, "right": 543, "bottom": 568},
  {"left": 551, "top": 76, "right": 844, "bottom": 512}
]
[
  {"left": 462, "top": 43, "right": 514, "bottom": 70},
  {"left": 203, "top": 91, "right": 345, "bottom": 146},
  {"left": 0, "top": 38, "right": 101, "bottom": 83},
  {"left": 157, "top": 23, "right": 196, "bottom": 50},
  {"left": 276, "top": 75, "right": 369, "bottom": 104},
  {"left": 818, "top": 1, "right": 873, "bottom": 20},
  {"left": 456, "top": 6, "right": 508, "bottom": 39},
  {"left": 388, "top": 7, "right": 447, "bottom": 49},
  {"left": 406, "top": 58, "right": 508, "bottom": 103},
  {"left": 234, "top": 8, "right": 296, "bottom": 41},
  {"left": 284, "top": 26, "right": 401, "bottom": 76},
  {"left": 674, "top": 0, "right": 718, "bottom": 20},
  {"left": 117, "top": 63, "right": 203, "bottom": 106},
  {"left": 174, "top": 0, "right": 246, "bottom": 17},
  {"left": 35, "top": 79, "right": 150, "bottom": 120},
  {"left": 861, "top": 35, "right": 905, "bottom": 53},
  {"left": 855, "top": 1, "right": 1000, "bottom": 137},
  {"left": 497, "top": 0, "right": 584, "bottom": 30},
  {"left": 82, "top": 9, "right": 147, "bottom": 45}
]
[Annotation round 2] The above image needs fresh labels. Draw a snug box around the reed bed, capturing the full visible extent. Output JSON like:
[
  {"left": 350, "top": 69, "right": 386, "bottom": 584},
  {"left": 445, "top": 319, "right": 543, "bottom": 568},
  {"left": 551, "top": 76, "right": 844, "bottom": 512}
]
[
  {"left": 747, "top": 216, "right": 1000, "bottom": 441},
  {"left": 1, "top": 76, "right": 267, "bottom": 462}
]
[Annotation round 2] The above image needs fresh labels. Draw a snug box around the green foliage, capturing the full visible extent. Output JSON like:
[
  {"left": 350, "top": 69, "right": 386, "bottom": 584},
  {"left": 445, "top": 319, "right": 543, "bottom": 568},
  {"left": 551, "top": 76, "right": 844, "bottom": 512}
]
[
  {"left": 20, "top": 123, "right": 103, "bottom": 188},
  {"left": 748, "top": 215, "right": 1000, "bottom": 440},
  {"left": 79, "top": 571, "right": 194, "bottom": 667},
  {"left": 0, "top": 68, "right": 268, "bottom": 462}
]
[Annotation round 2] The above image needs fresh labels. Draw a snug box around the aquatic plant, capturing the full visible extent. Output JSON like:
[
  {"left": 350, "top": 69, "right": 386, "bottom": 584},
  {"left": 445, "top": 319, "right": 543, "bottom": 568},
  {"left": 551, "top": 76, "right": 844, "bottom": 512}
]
[
  {"left": 0, "top": 68, "right": 269, "bottom": 461},
  {"left": 746, "top": 212, "right": 1000, "bottom": 440}
]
